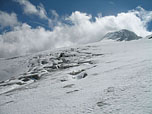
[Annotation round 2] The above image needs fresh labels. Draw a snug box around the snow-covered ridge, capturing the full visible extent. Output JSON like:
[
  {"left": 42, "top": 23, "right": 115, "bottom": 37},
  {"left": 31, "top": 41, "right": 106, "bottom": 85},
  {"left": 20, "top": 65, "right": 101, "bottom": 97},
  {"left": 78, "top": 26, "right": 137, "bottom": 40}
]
[{"left": 103, "top": 29, "right": 142, "bottom": 41}]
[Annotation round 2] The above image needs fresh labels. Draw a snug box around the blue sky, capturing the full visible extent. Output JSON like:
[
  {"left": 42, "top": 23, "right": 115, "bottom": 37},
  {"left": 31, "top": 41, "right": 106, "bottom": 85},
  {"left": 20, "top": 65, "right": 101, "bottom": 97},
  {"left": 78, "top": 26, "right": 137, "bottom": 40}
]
[
  {"left": 0, "top": 0, "right": 152, "bottom": 58},
  {"left": 0, "top": 0, "right": 152, "bottom": 31}
]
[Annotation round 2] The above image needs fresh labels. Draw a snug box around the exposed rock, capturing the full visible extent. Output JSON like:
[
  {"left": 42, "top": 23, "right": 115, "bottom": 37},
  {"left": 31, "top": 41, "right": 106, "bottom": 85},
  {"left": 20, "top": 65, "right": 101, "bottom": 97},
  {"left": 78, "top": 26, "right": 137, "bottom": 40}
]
[
  {"left": 63, "top": 84, "right": 74, "bottom": 88},
  {"left": 66, "top": 89, "right": 79, "bottom": 94},
  {"left": 18, "top": 74, "right": 40, "bottom": 81},
  {"left": 69, "top": 69, "right": 85, "bottom": 75},
  {"left": 41, "top": 60, "right": 48, "bottom": 65},
  {"left": 97, "top": 101, "right": 110, "bottom": 107},
  {"left": 72, "top": 72, "right": 88, "bottom": 79}
]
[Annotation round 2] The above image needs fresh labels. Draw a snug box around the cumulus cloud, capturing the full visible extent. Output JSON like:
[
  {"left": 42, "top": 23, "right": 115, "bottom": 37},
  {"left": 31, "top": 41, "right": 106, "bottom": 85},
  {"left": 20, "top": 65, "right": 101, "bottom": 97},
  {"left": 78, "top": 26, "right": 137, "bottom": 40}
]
[
  {"left": 0, "top": 23, "right": 74, "bottom": 58},
  {"left": 0, "top": 7, "right": 152, "bottom": 58},
  {"left": 14, "top": 0, "right": 48, "bottom": 20},
  {"left": 133, "top": 6, "right": 152, "bottom": 27},
  {"left": 0, "top": 11, "right": 20, "bottom": 29}
]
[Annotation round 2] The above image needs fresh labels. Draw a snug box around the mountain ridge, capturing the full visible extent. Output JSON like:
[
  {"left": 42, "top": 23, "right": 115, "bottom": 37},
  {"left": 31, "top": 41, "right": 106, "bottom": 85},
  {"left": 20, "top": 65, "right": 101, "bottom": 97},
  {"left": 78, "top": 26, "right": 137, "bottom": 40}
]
[{"left": 103, "top": 29, "right": 142, "bottom": 41}]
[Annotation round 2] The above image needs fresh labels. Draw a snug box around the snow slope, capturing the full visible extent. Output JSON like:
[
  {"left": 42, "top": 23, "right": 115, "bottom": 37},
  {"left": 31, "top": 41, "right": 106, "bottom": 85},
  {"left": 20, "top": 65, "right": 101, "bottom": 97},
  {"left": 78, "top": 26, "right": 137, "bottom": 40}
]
[
  {"left": 0, "top": 38, "right": 152, "bottom": 114},
  {"left": 0, "top": 55, "right": 30, "bottom": 81}
]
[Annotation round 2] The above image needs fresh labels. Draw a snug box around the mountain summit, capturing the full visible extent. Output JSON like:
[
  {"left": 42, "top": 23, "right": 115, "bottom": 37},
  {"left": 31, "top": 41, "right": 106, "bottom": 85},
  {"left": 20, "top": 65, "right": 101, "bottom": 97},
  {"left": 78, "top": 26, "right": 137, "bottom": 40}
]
[{"left": 103, "top": 29, "right": 142, "bottom": 41}]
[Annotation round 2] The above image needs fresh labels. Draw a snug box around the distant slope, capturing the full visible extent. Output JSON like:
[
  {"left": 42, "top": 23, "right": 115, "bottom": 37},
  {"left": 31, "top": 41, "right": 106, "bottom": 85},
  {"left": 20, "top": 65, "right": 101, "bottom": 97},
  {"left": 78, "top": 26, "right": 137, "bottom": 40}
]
[{"left": 103, "top": 29, "right": 142, "bottom": 41}]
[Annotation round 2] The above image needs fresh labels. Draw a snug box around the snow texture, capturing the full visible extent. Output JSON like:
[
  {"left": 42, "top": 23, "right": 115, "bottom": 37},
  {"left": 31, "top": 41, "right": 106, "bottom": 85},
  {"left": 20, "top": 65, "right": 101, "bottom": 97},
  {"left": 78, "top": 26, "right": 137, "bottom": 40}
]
[{"left": 0, "top": 38, "right": 152, "bottom": 114}]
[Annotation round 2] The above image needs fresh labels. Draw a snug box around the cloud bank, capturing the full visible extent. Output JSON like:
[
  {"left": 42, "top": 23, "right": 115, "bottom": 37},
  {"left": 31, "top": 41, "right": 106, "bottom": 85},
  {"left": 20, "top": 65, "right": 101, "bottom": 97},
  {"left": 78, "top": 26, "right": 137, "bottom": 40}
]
[
  {"left": 0, "top": 11, "right": 20, "bottom": 29},
  {"left": 0, "top": 4, "right": 152, "bottom": 58}
]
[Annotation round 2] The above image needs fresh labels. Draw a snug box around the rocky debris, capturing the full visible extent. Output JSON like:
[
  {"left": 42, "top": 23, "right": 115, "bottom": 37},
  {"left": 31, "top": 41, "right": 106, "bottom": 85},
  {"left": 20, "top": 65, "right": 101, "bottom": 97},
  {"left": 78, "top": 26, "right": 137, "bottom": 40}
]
[
  {"left": 59, "top": 64, "right": 79, "bottom": 69},
  {"left": 43, "top": 65, "right": 59, "bottom": 70},
  {"left": 63, "top": 84, "right": 75, "bottom": 88},
  {"left": 0, "top": 47, "right": 98, "bottom": 94},
  {"left": 72, "top": 72, "right": 88, "bottom": 80},
  {"left": 92, "top": 53, "right": 103, "bottom": 56},
  {"left": 60, "top": 79, "right": 67, "bottom": 82},
  {"left": 59, "top": 52, "right": 76, "bottom": 58},
  {"left": 78, "top": 60, "right": 94, "bottom": 65},
  {"left": 0, "top": 80, "right": 25, "bottom": 87},
  {"left": 0, "top": 81, "right": 5, "bottom": 84},
  {"left": 41, "top": 59, "right": 48, "bottom": 65},
  {"left": 96, "top": 101, "right": 110, "bottom": 107},
  {"left": 59, "top": 53, "right": 66, "bottom": 58},
  {"left": 66, "top": 89, "right": 79, "bottom": 94},
  {"left": 18, "top": 74, "right": 40, "bottom": 81},
  {"left": 105, "top": 87, "right": 115, "bottom": 93},
  {"left": 43, "top": 63, "right": 79, "bottom": 72},
  {"left": 0, "top": 72, "right": 43, "bottom": 87},
  {"left": 69, "top": 69, "right": 85, "bottom": 75},
  {"left": 27, "top": 50, "right": 98, "bottom": 76}
]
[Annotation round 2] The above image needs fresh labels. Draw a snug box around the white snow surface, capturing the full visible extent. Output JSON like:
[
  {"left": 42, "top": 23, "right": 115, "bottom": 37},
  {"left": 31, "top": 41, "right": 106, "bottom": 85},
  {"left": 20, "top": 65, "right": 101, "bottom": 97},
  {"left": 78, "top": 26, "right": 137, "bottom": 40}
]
[{"left": 0, "top": 39, "right": 152, "bottom": 114}]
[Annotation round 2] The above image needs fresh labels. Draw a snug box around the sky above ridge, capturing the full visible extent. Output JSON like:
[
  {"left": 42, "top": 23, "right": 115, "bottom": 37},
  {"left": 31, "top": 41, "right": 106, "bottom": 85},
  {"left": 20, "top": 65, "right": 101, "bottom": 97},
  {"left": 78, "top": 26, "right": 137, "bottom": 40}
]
[
  {"left": 0, "top": 0, "right": 152, "bottom": 58},
  {"left": 1, "top": 0, "right": 152, "bottom": 30}
]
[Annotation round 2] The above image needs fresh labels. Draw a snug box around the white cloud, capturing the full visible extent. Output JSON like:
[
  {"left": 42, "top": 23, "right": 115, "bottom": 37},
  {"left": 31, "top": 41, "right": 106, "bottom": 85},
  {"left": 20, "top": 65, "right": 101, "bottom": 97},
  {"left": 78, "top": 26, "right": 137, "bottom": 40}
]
[
  {"left": 50, "top": 10, "right": 59, "bottom": 19},
  {"left": 14, "top": 0, "right": 48, "bottom": 20},
  {"left": 0, "top": 7, "right": 152, "bottom": 58},
  {"left": 0, "top": 23, "right": 73, "bottom": 58},
  {"left": 37, "top": 3, "right": 48, "bottom": 19},
  {"left": 132, "top": 6, "right": 152, "bottom": 27},
  {"left": 0, "top": 11, "right": 20, "bottom": 29},
  {"left": 67, "top": 11, "right": 92, "bottom": 25},
  {"left": 48, "top": 10, "right": 59, "bottom": 28}
]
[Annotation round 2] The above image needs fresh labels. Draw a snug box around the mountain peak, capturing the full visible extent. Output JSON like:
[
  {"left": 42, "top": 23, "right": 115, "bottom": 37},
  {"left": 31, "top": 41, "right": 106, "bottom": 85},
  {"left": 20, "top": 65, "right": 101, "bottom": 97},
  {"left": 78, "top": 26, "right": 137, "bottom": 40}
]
[{"left": 103, "top": 29, "right": 142, "bottom": 41}]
